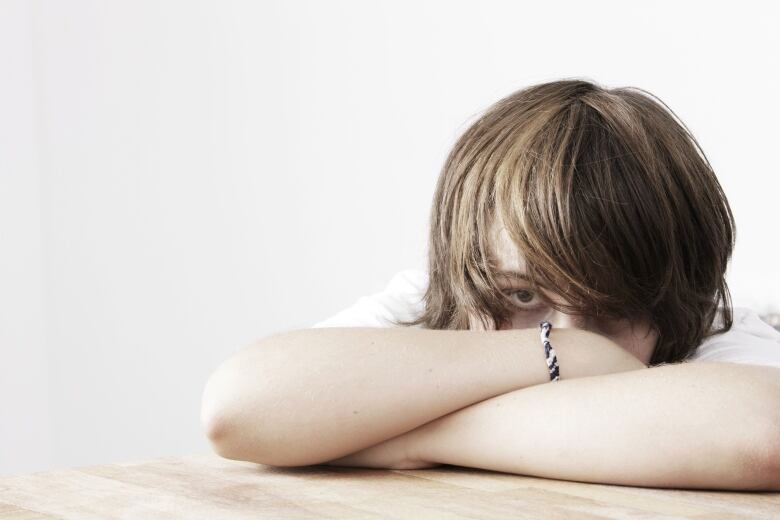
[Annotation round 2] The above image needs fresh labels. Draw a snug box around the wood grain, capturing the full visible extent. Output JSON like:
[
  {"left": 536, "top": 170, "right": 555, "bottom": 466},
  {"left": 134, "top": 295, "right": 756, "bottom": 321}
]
[{"left": 1, "top": 454, "right": 779, "bottom": 519}]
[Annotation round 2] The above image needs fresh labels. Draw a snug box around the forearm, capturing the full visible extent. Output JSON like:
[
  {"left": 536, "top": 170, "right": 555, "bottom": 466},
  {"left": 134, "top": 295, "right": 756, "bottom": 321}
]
[
  {"left": 201, "top": 326, "right": 645, "bottom": 466},
  {"left": 406, "top": 362, "right": 780, "bottom": 491}
]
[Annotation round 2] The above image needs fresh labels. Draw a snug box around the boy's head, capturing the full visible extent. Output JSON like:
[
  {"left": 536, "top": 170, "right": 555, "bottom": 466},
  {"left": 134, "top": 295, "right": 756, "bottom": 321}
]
[
  {"left": 475, "top": 212, "right": 660, "bottom": 365},
  {"left": 395, "top": 78, "right": 736, "bottom": 366}
]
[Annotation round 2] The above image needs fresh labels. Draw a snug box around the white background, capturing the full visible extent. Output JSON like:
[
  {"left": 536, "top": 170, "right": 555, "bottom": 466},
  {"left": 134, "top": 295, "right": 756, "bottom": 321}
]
[{"left": 2, "top": 0, "right": 778, "bottom": 476}]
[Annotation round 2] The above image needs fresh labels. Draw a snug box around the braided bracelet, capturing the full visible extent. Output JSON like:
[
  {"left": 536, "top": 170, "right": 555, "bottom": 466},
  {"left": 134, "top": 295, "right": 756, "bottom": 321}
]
[{"left": 539, "top": 321, "right": 560, "bottom": 382}]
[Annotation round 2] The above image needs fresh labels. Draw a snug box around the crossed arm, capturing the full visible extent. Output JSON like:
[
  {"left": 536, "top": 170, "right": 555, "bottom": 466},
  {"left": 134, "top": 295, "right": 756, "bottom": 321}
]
[
  {"left": 322, "top": 362, "right": 780, "bottom": 491},
  {"left": 202, "top": 327, "right": 780, "bottom": 491}
]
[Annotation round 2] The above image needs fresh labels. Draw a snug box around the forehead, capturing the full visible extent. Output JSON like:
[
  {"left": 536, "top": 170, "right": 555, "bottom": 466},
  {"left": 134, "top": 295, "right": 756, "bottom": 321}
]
[
  {"left": 486, "top": 216, "right": 567, "bottom": 304},
  {"left": 487, "top": 215, "right": 527, "bottom": 275}
]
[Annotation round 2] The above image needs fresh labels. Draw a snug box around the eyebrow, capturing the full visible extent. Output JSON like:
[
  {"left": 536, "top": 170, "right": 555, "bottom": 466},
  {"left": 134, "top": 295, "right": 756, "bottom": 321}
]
[
  {"left": 495, "top": 270, "right": 554, "bottom": 293},
  {"left": 495, "top": 270, "right": 532, "bottom": 282}
]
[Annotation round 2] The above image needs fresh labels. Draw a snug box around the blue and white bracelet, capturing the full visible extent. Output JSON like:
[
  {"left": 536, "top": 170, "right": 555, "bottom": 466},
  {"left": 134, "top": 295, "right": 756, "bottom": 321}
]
[{"left": 539, "top": 321, "right": 560, "bottom": 382}]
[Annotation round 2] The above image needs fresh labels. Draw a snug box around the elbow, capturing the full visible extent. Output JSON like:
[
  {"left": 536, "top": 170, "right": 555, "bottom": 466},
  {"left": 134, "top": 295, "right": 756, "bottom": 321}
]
[
  {"left": 201, "top": 407, "right": 241, "bottom": 460},
  {"left": 200, "top": 369, "right": 246, "bottom": 461},
  {"left": 752, "top": 431, "right": 780, "bottom": 491},
  {"left": 199, "top": 359, "right": 270, "bottom": 463},
  {"left": 760, "top": 378, "right": 780, "bottom": 490},
  {"left": 768, "top": 452, "right": 780, "bottom": 492},
  {"left": 200, "top": 372, "right": 227, "bottom": 445},
  {"left": 200, "top": 405, "right": 310, "bottom": 467},
  {"left": 764, "top": 418, "right": 780, "bottom": 491},
  {"left": 740, "top": 396, "right": 780, "bottom": 491},
  {"left": 199, "top": 335, "right": 332, "bottom": 467},
  {"left": 199, "top": 353, "right": 303, "bottom": 466}
]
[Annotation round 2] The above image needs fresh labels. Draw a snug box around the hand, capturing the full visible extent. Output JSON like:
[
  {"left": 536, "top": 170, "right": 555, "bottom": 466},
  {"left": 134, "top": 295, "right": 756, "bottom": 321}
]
[{"left": 320, "top": 428, "right": 441, "bottom": 469}]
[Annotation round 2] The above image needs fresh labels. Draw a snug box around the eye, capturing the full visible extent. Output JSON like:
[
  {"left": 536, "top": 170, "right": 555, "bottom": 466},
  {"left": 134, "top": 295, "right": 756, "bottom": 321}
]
[{"left": 503, "top": 288, "right": 547, "bottom": 312}]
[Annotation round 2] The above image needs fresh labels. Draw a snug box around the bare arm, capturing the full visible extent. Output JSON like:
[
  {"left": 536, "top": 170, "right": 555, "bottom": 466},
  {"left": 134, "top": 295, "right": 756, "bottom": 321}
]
[
  {"left": 200, "top": 326, "right": 646, "bottom": 466},
  {"left": 332, "top": 362, "right": 780, "bottom": 491}
]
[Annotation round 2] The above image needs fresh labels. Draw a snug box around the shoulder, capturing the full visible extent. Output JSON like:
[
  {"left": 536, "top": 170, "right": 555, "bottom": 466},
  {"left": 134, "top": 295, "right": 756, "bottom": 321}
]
[
  {"left": 385, "top": 267, "right": 429, "bottom": 295},
  {"left": 310, "top": 267, "right": 428, "bottom": 329},
  {"left": 689, "top": 306, "right": 780, "bottom": 368}
]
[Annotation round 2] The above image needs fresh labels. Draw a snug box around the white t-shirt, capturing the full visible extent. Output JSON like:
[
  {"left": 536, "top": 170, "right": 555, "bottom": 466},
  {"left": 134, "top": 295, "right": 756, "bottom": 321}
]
[{"left": 311, "top": 268, "right": 780, "bottom": 369}]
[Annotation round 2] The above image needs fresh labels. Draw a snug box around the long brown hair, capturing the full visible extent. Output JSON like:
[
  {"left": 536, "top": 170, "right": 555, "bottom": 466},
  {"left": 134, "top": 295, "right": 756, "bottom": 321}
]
[{"left": 392, "top": 78, "right": 736, "bottom": 367}]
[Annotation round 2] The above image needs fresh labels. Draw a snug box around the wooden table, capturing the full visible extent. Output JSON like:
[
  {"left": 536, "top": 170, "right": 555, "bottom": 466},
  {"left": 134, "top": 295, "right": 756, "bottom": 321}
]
[{"left": 2, "top": 453, "right": 779, "bottom": 519}]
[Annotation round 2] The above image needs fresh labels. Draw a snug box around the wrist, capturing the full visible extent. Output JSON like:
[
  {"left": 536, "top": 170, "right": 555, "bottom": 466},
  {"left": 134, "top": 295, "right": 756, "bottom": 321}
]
[{"left": 399, "top": 416, "right": 446, "bottom": 468}]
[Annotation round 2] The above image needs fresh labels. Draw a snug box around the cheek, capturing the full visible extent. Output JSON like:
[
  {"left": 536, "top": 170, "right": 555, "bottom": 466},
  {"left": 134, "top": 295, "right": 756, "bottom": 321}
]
[
  {"left": 500, "top": 309, "right": 554, "bottom": 331},
  {"left": 469, "top": 312, "right": 533, "bottom": 331},
  {"left": 608, "top": 326, "right": 657, "bottom": 363}
]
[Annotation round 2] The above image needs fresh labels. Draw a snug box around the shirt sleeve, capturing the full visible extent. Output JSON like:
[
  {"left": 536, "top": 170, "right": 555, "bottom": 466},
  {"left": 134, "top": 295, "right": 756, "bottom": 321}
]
[
  {"left": 310, "top": 268, "right": 428, "bottom": 328},
  {"left": 689, "top": 307, "right": 780, "bottom": 368}
]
